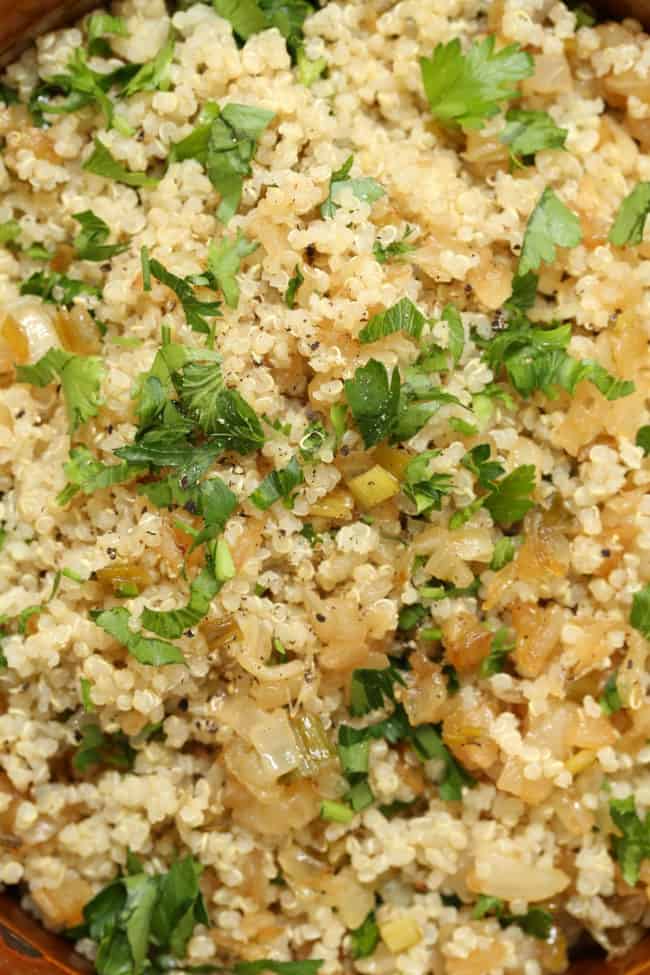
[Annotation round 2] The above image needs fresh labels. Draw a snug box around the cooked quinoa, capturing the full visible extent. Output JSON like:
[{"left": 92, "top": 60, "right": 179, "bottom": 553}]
[{"left": 3, "top": 1, "right": 650, "bottom": 973}]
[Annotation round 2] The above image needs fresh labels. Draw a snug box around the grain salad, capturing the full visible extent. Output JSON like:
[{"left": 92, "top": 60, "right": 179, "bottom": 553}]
[{"left": 2, "top": 0, "right": 650, "bottom": 973}]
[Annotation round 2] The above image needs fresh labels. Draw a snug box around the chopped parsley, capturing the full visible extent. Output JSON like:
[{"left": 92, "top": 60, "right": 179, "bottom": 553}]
[
  {"left": 349, "top": 662, "right": 406, "bottom": 716},
  {"left": 481, "top": 317, "right": 634, "bottom": 401},
  {"left": 472, "top": 897, "right": 554, "bottom": 940},
  {"left": 350, "top": 911, "right": 379, "bottom": 959},
  {"left": 500, "top": 109, "right": 567, "bottom": 166},
  {"left": 73, "top": 723, "right": 135, "bottom": 772},
  {"left": 32, "top": 49, "right": 118, "bottom": 127},
  {"left": 58, "top": 447, "right": 143, "bottom": 506},
  {"left": 490, "top": 536, "right": 517, "bottom": 571},
  {"left": 609, "top": 182, "right": 650, "bottom": 246},
  {"left": 141, "top": 248, "right": 222, "bottom": 335},
  {"left": 121, "top": 32, "right": 175, "bottom": 98},
  {"left": 173, "top": 102, "right": 274, "bottom": 223},
  {"left": 403, "top": 451, "right": 453, "bottom": 516},
  {"left": 140, "top": 543, "right": 233, "bottom": 640},
  {"left": 86, "top": 13, "right": 129, "bottom": 57},
  {"left": 0, "top": 82, "right": 19, "bottom": 105},
  {"left": 20, "top": 270, "right": 101, "bottom": 307},
  {"left": 630, "top": 583, "right": 650, "bottom": 639},
  {"left": 92, "top": 606, "right": 185, "bottom": 666},
  {"left": 359, "top": 297, "right": 425, "bottom": 344},
  {"left": 80, "top": 677, "right": 95, "bottom": 712},
  {"left": 637, "top": 425, "right": 650, "bottom": 456},
  {"left": 0, "top": 220, "right": 21, "bottom": 246},
  {"left": 397, "top": 603, "right": 427, "bottom": 631},
  {"left": 285, "top": 264, "right": 304, "bottom": 308},
  {"left": 450, "top": 445, "right": 535, "bottom": 528},
  {"left": 344, "top": 359, "right": 400, "bottom": 448},
  {"left": 338, "top": 666, "right": 474, "bottom": 803},
  {"left": 483, "top": 464, "right": 536, "bottom": 527},
  {"left": 16, "top": 349, "right": 105, "bottom": 433},
  {"left": 69, "top": 855, "right": 211, "bottom": 974},
  {"left": 600, "top": 671, "right": 622, "bottom": 716},
  {"left": 442, "top": 304, "right": 464, "bottom": 365},
  {"left": 480, "top": 627, "right": 516, "bottom": 677},
  {"left": 236, "top": 963, "right": 323, "bottom": 975},
  {"left": 320, "top": 155, "right": 385, "bottom": 218},
  {"left": 213, "top": 0, "right": 318, "bottom": 60},
  {"left": 296, "top": 49, "right": 327, "bottom": 86},
  {"left": 249, "top": 456, "right": 303, "bottom": 510},
  {"left": 83, "top": 137, "right": 159, "bottom": 187},
  {"left": 207, "top": 230, "right": 258, "bottom": 309},
  {"left": 518, "top": 187, "right": 582, "bottom": 276},
  {"left": 420, "top": 35, "right": 533, "bottom": 130},
  {"left": 609, "top": 797, "right": 650, "bottom": 885},
  {"left": 73, "top": 210, "right": 130, "bottom": 261},
  {"left": 373, "top": 226, "right": 415, "bottom": 264}
]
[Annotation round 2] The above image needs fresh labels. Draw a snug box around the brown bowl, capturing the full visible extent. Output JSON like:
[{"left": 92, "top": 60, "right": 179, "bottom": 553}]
[{"left": 1, "top": 2, "right": 650, "bottom": 974}]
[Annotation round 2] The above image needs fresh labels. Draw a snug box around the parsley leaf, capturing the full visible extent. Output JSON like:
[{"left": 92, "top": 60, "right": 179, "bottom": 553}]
[
  {"left": 480, "top": 627, "right": 515, "bottom": 677},
  {"left": 442, "top": 304, "right": 464, "bottom": 365},
  {"left": 213, "top": 0, "right": 268, "bottom": 38},
  {"left": 359, "top": 297, "right": 425, "bottom": 344},
  {"left": 83, "top": 137, "right": 159, "bottom": 187},
  {"left": 38, "top": 49, "right": 116, "bottom": 126},
  {"left": 518, "top": 187, "right": 582, "bottom": 276},
  {"left": 122, "top": 32, "right": 175, "bottom": 98},
  {"left": 73, "top": 723, "right": 135, "bottom": 772},
  {"left": 207, "top": 230, "right": 258, "bottom": 308},
  {"left": 373, "top": 226, "right": 415, "bottom": 264},
  {"left": 73, "top": 210, "right": 130, "bottom": 261},
  {"left": 637, "top": 425, "right": 650, "bottom": 456},
  {"left": 141, "top": 561, "right": 222, "bottom": 640},
  {"left": 144, "top": 251, "right": 222, "bottom": 335},
  {"left": 609, "top": 182, "right": 650, "bottom": 246},
  {"left": 489, "top": 536, "right": 517, "bottom": 570},
  {"left": 250, "top": 455, "right": 303, "bottom": 510},
  {"left": 176, "top": 356, "right": 225, "bottom": 431},
  {"left": 481, "top": 317, "right": 634, "bottom": 401},
  {"left": 500, "top": 108, "right": 567, "bottom": 166},
  {"left": 344, "top": 359, "right": 401, "bottom": 448},
  {"left": 630, "top": 583, "right": 650, "bottom": 639},
  {"left": 214, "top": 0, "right": 318, "bottom": 61},
  {"left": 235, "top": 963, "right": 323, "bottom": 975},
  {"left": 0, "top": 82, "right": 19, "bottom": 105},
  {"left": 420, "top": 35, "right": 533, "bottom": 130},
  {"left": 285, "top": 264, "right": 304, "bottom": 308},
  {"left": 80, "top": 677, "right": 95, "bottom": 712},
  {"left": 87, "top": 13, "right": 129, "bottom": 57},
  {"left": 609, "top": 797, "right": 650, "bottom": 886},
  {"left": 350, "top": 911, "right": 379, "bottom": 959},
  {"left": 208, "top": 389, "right": 267, "bottom": 454},
  {"left": 483, "top": 464, "right": 535, "bottom": 527},
  {"left": 205, "top": 103, "right": 275, "bottom": 223},
  {"left": 472, "top": 897, "right": 554, "bottom": 940},
  {"left": 0, "top": 220, "right": 21, "bottom": 246},
  {"left": 403, "top": 451, "right": 453, "bottom": 515},
  {"left": 20, "top": 270, "right": 101, "bottom": 307},
  {"left": 600, "top": 671, "right": 622, "bottom": 716},
  {"left": 350, "top": 663, "right": 406, "bottom": 716},
  {"left": 16, "top": 348, "right": 105, "bottom": 432},
  {"left": 462, "top": 443, "right": 504, "bottom": 490},
  {"left": 296, "top": 49, "right": 327, "bottom": 86},
  {"left": 320, "top": 155, "right": 384, "bottom": 218},
  {"left": 57, "top": 446, "right": 144, "bottom": 505},
  {"left": 74, "top": 855, "right": 210, "bottom": 972},
  {"left": 93, "top": 606, "right": 185, "bottom": 666}
]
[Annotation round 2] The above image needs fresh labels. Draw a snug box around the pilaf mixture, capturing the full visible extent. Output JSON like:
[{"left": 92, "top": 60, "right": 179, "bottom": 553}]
[{"left": 3, "top": 1, "right": 650, "bottom": 973}]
